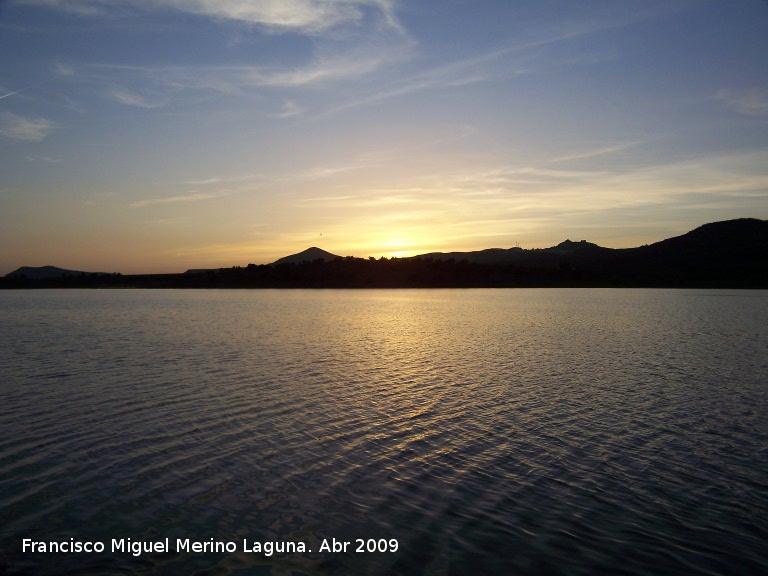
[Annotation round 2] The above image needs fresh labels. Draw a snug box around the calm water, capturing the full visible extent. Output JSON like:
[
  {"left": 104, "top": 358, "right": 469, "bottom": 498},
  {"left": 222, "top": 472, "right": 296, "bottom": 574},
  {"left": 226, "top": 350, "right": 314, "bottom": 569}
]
[{"left": 1, "top": 289, "right": 767, "bottom": 575}]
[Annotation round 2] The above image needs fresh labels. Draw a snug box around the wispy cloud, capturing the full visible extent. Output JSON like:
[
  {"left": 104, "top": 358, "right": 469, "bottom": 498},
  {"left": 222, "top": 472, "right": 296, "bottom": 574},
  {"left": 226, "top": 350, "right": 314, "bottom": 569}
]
[
  {"left": 0, "top": 87, "right": 28, "bottom": 101},
  {"left": 291, "top": 164, "right": 362, "bottom": 180},
  {"left": 321, "top": 6, "right": 685, "bottom": 117},
  {"left": 89, "top": 37, "right": 411, "bottom": 94},
  {"left": 320, "top": 47, "right": 513, "bottom": 116},
  {"left": 180, "top": 174, "right": 257, "bottom": 186},
  {"left": 108, "top": 87, "right": 165, "bottom": 108},
  {"left": 141, "top": 217, "right": 185, "bottom": 226},
  {"left": 166, "top": 0, "right": 402, "bottom": 35},
  {"left": 272, "top": 99, "right": 304, "bottom": 118},
  {"left": 0, "top": 79, "right": 50, "bottom": 100},
  {"left": 14, "top": 0, "right": 111, "bottom": 17},
  {"left": 54, "top": 62, "right": 75, "bottom": 77},
  {"left": 292, "top": 149, "right": 768, "bottom": 245},
  {"left": 181, "top": 54, "right": 392, "bottom": 90},
  {"left": 260, "top": 50, "right": 405, "bottom": 87},
  {"left": 550, "top": 142, "right": 640, "bottom": 163},
  {"left": 454, "top": 151, "right": 768, "bottom": 207},
  {"left": 0, "top": 112, "right": 55, "bottom": 141},
  {"left": 300, "top": 194, "right": 360, "bottom": 203},
  {"left": 22, "top": 0, "right": 411, "bottom": 101},
  {"left": 130, "top": 190, "right": 228, "bottom": 208},
  {"left": 16, "top": 0, "right": 403, "bottom": 35},
  {"left": 717, "top": 88, "right": 768, "bottom": 116},
  {"left": 24, "top": 154, "right": 62, "bottom": 163}
]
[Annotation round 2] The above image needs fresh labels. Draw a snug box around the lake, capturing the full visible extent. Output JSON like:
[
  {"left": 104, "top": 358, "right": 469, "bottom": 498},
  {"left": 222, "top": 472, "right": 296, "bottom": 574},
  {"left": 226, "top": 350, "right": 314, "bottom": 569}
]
[{"left": 1, "top": 288, "right": 767, "bottom": 575}]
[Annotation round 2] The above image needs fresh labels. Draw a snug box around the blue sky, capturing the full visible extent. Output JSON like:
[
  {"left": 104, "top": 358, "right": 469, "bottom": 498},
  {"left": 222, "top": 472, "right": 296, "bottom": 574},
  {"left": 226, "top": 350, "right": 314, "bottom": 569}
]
[{"left": 1, "top": 0, "right": 767, "bottom": 273}]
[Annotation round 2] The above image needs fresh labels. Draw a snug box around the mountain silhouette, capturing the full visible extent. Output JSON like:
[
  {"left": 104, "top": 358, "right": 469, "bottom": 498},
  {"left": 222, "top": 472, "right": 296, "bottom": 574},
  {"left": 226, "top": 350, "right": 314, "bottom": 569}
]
[
  {"left": 3, "top": 219, "right": 766, "bottom": 288},
  {"left": 272, "top": 247, "right": 340, "bottom": 265},
  {"left": 5, "top": 265, "right": 111, "bottom": 280},
  {"left": 415, "top": 218, "right": 767, "bottom": 282}
]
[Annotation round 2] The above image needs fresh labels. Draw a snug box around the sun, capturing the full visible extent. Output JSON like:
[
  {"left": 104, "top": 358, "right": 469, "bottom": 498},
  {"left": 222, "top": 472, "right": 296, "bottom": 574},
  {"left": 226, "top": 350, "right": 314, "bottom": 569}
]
[{"left": 375, "top": 238, "right": 425, "bottom": 258}]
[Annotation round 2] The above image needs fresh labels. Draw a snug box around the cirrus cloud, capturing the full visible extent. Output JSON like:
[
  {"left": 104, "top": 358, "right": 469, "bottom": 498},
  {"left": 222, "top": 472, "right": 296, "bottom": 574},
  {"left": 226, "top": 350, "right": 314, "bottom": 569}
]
[
  {"left": 717, "top": 87, "right": 768, "bottom": 117},
  {"left": 129, "top": 190, "right": 228, "bottom": 208},
  {"left": 14, "top": 0, "right": 403, "bottom": 35},
  {"left": 0, "top": 112, "right": 55, "bottom": 141}
]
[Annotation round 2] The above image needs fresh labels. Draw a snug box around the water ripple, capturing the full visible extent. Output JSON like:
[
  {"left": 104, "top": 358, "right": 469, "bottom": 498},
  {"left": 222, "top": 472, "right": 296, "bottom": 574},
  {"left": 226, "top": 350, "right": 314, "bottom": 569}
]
[{"left": 1, "top": 289, "right": 767, "bottom": 575}]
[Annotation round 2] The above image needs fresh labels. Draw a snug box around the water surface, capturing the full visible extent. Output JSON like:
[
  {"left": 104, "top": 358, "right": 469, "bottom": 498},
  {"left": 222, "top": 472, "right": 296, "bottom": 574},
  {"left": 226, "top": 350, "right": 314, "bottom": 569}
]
[{"left": 1, "top": 289, "right": 767, "bottom": 575}]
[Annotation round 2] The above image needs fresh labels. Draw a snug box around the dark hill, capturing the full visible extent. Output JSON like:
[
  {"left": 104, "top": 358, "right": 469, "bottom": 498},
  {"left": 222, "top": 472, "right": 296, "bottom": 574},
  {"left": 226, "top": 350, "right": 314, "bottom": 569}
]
[
  {"left": 272, "top": 247, "right": 340, "bottom": 265},
  {"left": 612, "top": 217, "right": 768, "bottom": 286},
  {"left": 413, "top": 218, "right": 767, "bottom": 287},
  {"left": 643, "top": 218, "right": 767, "bottom": 255},
  {"left": 5, "top": 265, "right": 111, "bottom": 280},
  {"left": 418, "top": 239, "right": 607, "bottom": 264}
]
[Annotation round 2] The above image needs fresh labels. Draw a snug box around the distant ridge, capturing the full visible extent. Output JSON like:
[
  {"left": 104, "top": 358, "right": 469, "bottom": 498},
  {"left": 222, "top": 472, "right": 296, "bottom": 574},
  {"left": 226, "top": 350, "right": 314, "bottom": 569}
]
[
  {"left": 272, "top": 247, "right": 340, "bottom": 265},
  {"left": 416, "top": 218, "right": 767, "bottom": 265},
  {"left": 3, "top": 218, "right": 766, "bottom": 288},
  {"left": 5, "top": 265, "right": 112, "bottom": 280},
  {"left": 415, "top": 239, "right": 604, "bottom": 264}
]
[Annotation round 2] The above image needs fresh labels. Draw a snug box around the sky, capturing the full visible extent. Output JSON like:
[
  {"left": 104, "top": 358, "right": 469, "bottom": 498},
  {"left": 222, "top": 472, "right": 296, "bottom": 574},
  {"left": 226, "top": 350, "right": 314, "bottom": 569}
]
[{"left": 1, "top": 0, "right": 767, "bottom": 274}]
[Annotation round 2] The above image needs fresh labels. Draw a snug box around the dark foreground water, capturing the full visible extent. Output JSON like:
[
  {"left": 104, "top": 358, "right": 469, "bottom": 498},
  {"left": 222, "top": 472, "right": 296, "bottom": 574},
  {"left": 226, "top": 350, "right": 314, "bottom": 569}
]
[{"left": 1, "top": 289, "right": 767, "bottom": 575}]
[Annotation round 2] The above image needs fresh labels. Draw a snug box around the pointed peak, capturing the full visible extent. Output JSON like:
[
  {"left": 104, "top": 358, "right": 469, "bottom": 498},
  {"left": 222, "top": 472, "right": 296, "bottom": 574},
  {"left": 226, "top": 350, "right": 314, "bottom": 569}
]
[{"left": 271, "top": 247, "right": 340, "bottom": 265}]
